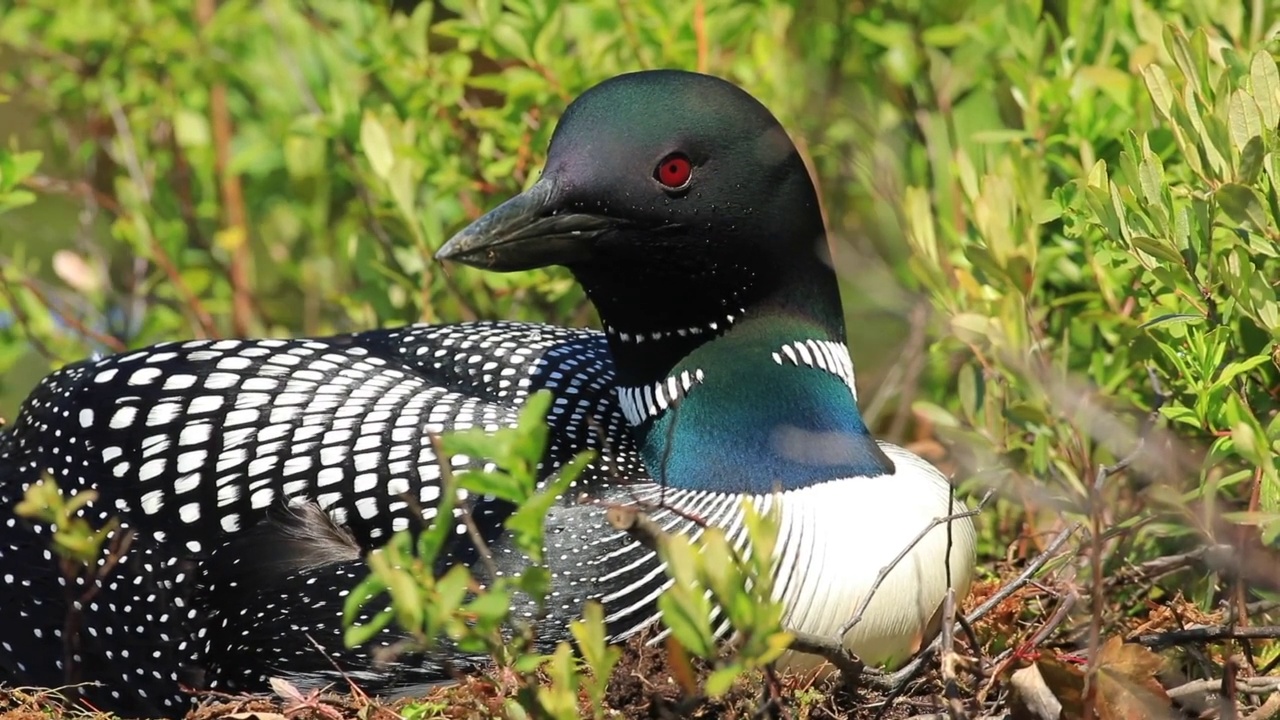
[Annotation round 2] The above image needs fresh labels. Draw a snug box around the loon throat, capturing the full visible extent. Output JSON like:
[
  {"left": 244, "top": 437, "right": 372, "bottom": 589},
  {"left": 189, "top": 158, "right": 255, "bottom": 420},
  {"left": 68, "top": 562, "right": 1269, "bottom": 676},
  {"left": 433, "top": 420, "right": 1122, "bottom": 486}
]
[
  {"left": 614, "top": 317, "right": 896, "bottom": 493},
  {"left": 577, "top": 249, "right": 846, "bottom": 390}
]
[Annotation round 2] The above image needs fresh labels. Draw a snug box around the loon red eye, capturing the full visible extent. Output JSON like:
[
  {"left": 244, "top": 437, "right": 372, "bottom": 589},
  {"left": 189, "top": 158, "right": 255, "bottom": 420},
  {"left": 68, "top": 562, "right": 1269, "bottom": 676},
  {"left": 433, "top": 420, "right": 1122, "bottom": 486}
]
[{"left": 655, "top": 153, "right": 692, "bottom": 189}]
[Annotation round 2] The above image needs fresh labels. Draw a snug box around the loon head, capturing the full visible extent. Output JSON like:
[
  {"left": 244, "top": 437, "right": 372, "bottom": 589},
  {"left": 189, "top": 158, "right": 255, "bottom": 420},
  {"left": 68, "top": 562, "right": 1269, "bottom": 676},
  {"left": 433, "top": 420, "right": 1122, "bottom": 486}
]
[{"left": 437, "top": 70, "right": 842, "bottom": 382}]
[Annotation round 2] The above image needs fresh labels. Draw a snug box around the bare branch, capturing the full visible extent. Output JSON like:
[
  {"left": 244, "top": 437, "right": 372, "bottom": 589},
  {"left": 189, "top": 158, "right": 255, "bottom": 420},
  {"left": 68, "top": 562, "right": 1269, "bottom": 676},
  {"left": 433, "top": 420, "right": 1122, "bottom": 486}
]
[
  {"left": 1132, "top": 625, "right": 1280, "bottom": 650},
  {"left": 862, "top": 523, "right": 1081, "bottom": 692},
  {"left": 838, "top": 490, "right": 994, "bottom": 639}
]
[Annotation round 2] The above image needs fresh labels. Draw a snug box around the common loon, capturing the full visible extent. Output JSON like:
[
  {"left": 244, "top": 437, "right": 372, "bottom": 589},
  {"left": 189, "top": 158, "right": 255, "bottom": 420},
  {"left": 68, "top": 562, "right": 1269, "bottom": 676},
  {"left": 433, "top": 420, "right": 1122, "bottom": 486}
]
[{"left": 0, "top": 69, "right": 976, "bottom": 716}]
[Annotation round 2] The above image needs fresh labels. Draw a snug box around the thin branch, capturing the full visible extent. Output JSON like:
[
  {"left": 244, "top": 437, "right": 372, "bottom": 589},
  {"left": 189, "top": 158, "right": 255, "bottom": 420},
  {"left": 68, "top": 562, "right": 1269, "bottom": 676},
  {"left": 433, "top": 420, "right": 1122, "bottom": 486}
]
[
  {"left": 605, "top": 505, "right": 671, "bottom": 555},
  {"left": 838, "top": 489, "right": 994, "bottom": 639},
  {"left": 939, "top": 589, "right": 969, "bottom": 720},
  {"left": 196, "top": 0, "right": 254, "bottom": 337},
  {"left": 103, "top": 91, "right": 218, "bottom": 338},
  {"left": 1167, "top": 675, "right": 1280, "bottom": 699},
  {"left": 429, "top": 435, "right": 499, "bottom": 585},
  {"left": 863, "top": 523, "right": 1081, "bottom": 692},
  {"left": 887, "top": 301, "right": 931, "bottom": 442},
  {"left": 0, "top": 262, "right": 57, "bottom": 361},
  {"left": 1084, "top": 366, "right": 1168, "bottom": 718},
  {"left": 693, "top": 0, "right": 708, "bottom": 74},
  {"left": 21, "top": 174, "right": 124, "bottom": 215},
  {"left": 1103, "top": 544, "right": 1234, "bottom": 588},
  {"left": 787, "top": 630, "right": 865, "bottom": 683},
  {"left": 1131, "top": 624, "right": 1280, "bottom": 649},
  {"left": 300, "top": 632, "right": 373, "bottom": 706},
  {"left": 12, "top": 274, "right": 127, "bottom": 353}
]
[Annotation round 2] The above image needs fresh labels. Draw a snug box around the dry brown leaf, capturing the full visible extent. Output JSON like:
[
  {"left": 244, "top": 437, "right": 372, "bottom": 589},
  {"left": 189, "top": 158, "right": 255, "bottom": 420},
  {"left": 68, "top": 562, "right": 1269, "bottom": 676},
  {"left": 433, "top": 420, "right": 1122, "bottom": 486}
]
[
  {"left": 1036, "top": 653, "right": 1086, "bottom": 719},
  {"left": 1009, "top": 663, "right": 1065, "bottom": 720},
  {"left": 1093, "top": 636, "right": 1172, "bottom": 720}
]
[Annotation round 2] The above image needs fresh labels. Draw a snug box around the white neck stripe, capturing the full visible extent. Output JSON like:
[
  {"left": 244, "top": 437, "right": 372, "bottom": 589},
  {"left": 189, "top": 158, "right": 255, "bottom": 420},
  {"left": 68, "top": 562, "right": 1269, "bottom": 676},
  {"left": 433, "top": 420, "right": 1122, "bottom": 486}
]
[{"left": 772, "top": 339, "right": 857, "bottom": 401}]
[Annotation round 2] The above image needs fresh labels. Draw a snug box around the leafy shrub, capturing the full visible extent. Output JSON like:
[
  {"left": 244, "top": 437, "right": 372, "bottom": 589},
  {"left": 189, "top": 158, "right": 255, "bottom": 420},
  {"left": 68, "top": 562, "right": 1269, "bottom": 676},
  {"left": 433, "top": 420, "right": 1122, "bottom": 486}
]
[{"left": 3, "top": 0, "right": 1280, "bottom": 716}]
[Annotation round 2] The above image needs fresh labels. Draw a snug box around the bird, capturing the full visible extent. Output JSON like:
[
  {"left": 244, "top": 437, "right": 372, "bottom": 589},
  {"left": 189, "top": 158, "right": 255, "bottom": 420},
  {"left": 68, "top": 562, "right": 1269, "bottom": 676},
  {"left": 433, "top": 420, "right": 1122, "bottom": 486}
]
[{"left": 0, "top": 69, "right": 977, "bottom": 717}]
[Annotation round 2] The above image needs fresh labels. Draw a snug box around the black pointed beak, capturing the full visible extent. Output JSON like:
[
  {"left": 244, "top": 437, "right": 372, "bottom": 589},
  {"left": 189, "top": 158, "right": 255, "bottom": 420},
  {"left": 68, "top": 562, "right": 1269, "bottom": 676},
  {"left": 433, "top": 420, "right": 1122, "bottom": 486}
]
[{"left": 436, "top": 180, "right": 616, "bottom": 271}]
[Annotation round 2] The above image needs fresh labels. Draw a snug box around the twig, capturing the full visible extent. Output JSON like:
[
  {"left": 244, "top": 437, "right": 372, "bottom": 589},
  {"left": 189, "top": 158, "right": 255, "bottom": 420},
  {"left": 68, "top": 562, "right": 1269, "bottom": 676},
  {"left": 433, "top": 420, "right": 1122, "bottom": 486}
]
[
  {"left": 1131, "top": 625, "right": 1280, "bottom": 649},
  {"left": 1083, "top": 367, "right": 1167, "bottom": 718},
  {"left": 0, "top": 262, "right": 57, "bottom": 361},
  {"left": 300, "top": 633, "right": 373, "bottom": 706},
  {"left": 863, "top": 523, "right": 1081, "bottom": 693},
  {"left": 787, "top": 630, "right": 864, "bottom": 682},
  {"left": 979, "top": 589, "right": 1078, "bottom": 705},
  {"left": 1103, "top": 544, "right": 1234, "bottom": 588},
  {"left": 1027, "top": 589, "right": 1079, "bottom": 649},
  {"left": 1237, "top": 466, "right": 1265, "bottom": 672},
  {"left": 605, "top": 505, "right": 671, "bottom": 555},
  {"left": 938, "top": 589, "right": 968, "bottom": 720},
  {"left": 1167, "top": 676, "right": 1280, "bottom": 699},
  {"left": 1222, "top": 656, "right": 1240, "bottom": 720},
  {"left": 693, "top": 0, "right": 708, "bottom": 74},
  {"left": 12, "top": 273, "right": 127, "bottom": 353},
  {"left": 887, "top": 301, "right": 931, "bottom": 442},
  {"left": 103, "top": 91, "right": 218, "bottom": 338},
  {"left": 429, "top": 435, "right": 499, "bottom": 584},
  {"left": 754, "top": 665, "right": 791, "bottom": 720},
  {"left": 21, "top": 174, "right": 124, "bottom": 215},
  {"left": 1246, "top": 693, "right": 1280, "bottom": 720},
  {"left": 196, "top": 0, "right": 253, "bottom": 337},
  {"left": 838, "top": 490, "right": 994, "bottom": 638}
]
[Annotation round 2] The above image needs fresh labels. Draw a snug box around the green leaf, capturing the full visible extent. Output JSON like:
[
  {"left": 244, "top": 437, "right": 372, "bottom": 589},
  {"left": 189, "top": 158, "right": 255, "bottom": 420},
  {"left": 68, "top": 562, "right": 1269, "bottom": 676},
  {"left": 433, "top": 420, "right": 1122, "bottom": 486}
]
[
  {"left": 1216, "top": 183, "right": 1270, "bottom": 232},
  {"left": 1138, "top": 151, "right": 1165, "bottom": 208},
  {"left": 1250, "top": 50, "right": 1280, "bottom": 130},
  {"left": 1130, "top": 236, "right": 1183, "bottom": 265},
  {"left": 466, "top": 588, "right": 511, "bottom": 624},
  {"left": 387, "top": 568, "right": 426, "bottom": 632},
  {"left": 344, "top": 607, "right": 395, "bottom": 648},
  {"left": 490, "top": 22, "right": 531, "bottom": 60},
  {"left": 571, "top": 600, "right": 622, "bottom": 716},
  {"left": 173, "top": 109, "right": 210, "bottom": 148},
  {"left": 5, "top": 150, "right": 43, "bottom": 184},
  {"left": 1141, "top": 64, "right": 1175, "bottom": 121},
  {"left": 1229, "top": 89, "right": 1263, "bottom": 152},
  {"left": 456, "top": 468, "right": 524, "bottom": 503},
  {"left": 951, "top": 313, "right": 996, "bottom": 344},
  {"left": 504, "top": 450, "right": 592, "bottom": 561},
  {"left": 1258, "top": 301, "right": 1280, "bottom": 336},
  {"left": 360, "top": 111, "right": 395, "bottom": 181},
  {"left": 416, "top": 483, "right": 457, "bottom": 565},
  {"left": 343, "top": 574, "right": 385, "bottom": 628},
  {"left": 1212, "top": 354, "right": 1273, "bottom": 390},
  {"left": 705, "top": 665, "right": 743, "bottom": 698},
  {"left": 435, "top": 564, "right": 472, "bottom": 616},
  {"left": 1238, "top": 135, "right": 1265, "bottom": 185},
  {"left": 1141, "top": 314, "right": 1205, "bottom": 331},
  {"left": 658, "top": 592, "right": 716, "bottom": 658}
]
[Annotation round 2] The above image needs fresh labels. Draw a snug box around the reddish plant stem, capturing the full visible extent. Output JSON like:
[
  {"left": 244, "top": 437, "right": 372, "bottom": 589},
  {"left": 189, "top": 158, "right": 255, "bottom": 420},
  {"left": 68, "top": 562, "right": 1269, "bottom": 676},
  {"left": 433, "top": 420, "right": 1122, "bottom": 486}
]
[{"left": 197, "top": 0, "right": 253, "bottom": 337}]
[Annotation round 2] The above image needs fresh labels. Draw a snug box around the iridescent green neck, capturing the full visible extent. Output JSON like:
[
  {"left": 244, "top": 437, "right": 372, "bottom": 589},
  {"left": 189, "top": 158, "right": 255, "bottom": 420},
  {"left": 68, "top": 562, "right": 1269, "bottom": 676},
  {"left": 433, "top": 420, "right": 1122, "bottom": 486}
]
[{"left": 614, "top": 315, "right": 894, "bottom": 492}]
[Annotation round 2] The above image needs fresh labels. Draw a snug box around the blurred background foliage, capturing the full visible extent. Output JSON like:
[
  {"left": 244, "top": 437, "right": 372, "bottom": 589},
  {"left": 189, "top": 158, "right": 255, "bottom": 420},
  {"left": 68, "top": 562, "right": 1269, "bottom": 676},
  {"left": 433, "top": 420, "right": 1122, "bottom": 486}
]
[{"left": 2, "top": 0, "right": 1280, "bottom": 672}]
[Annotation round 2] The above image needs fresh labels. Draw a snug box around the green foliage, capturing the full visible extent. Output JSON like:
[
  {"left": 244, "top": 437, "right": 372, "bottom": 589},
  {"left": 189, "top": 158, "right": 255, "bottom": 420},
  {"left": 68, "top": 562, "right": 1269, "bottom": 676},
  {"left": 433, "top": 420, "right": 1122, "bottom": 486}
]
[
  {"left": 344, "top": 390, "right": 615, "bottom": 719},
  {"left": 5, "top": 0, "right": 1280, "bottom": 713},
  {"left": 344, "top": 391, "right": 584, "bottom": 644},
  {"left": 654, "top": 502, "right": 793, "bottom": 698},
  {"left": 0, "top": 142, "right": 39, "bottom": 215},
  {"left": 0, "top": 0, "right": 798, "bottom": 373},
  {"left": 14, "top": 475, "right": 121, "bottom": 567},
  {"left": 874, "top": 8, "right": 1280, "bottom": 582},
  {"left": 345, "top": 390, "right": 790, "bottom": 716}
]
